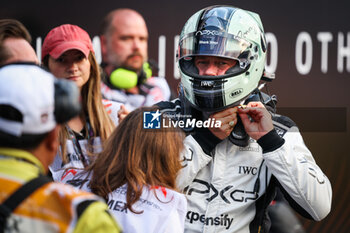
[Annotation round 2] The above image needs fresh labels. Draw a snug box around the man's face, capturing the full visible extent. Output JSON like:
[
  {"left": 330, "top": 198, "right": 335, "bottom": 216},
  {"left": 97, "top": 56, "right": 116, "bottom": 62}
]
[
  {"left": 3, "top": 38, "right": 38, "bottom": 64},
  {"left": 194, "top": 56, "right": 237, "bottom": 76},
  {"left": 103, "top": 13, "right": 148, "bottom": 73}
]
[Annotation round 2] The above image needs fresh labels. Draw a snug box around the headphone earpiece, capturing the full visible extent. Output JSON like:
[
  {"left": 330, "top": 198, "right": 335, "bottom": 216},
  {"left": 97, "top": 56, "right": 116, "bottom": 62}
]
[
  {"left": 110, "top": 68, "right": 138, "bottom": 89},
  {"left": 143, "top": 62, "right": 152, "bottom": 79},
  {"left": 109, "top": 62, "right": 152, "bottom": 89},
  {"left": 54, "top": 78, "right": 81, "bottom": 123}
]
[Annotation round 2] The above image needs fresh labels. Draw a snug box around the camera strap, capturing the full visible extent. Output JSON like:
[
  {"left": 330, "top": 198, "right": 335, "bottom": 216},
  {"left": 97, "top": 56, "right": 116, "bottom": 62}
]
[{"left": 0, "top": 175, "right": 51, "bottom": 232}]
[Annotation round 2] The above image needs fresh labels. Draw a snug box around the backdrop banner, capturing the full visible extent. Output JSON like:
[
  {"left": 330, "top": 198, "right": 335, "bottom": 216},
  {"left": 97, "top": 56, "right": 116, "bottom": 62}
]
[{"left": 2, "top": 1, "right": 349, "bottom": 232}]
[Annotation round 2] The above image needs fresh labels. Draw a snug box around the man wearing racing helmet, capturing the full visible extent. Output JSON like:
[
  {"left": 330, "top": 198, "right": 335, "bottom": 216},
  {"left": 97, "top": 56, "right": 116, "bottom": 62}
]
[{"left": 157, "top": 5, "right": 331, "bottom": 233}]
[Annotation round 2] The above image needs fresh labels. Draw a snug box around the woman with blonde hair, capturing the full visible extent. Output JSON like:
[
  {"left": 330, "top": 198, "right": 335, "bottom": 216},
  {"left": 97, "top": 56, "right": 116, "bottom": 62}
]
[
  {"left": 41, "top": 24, "right": 122, "bottom": 182},
  {"left": 85, "top": 106, "right": 187, "bottom": 233}
]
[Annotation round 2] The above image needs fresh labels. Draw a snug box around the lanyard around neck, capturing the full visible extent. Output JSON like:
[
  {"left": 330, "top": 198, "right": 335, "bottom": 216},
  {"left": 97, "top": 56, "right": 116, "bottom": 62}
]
[{"left": 65, "top": 121, "right": 94, "bottom": 167}]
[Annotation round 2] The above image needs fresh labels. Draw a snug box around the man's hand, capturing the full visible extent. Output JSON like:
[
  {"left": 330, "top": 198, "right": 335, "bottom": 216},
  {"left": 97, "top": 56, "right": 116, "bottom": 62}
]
[
  {"left": 238, "top": 101, "right": 274, "bottom": 140},
  {"left": 208, "top": 107, "right": 238, "bottom": 140}
]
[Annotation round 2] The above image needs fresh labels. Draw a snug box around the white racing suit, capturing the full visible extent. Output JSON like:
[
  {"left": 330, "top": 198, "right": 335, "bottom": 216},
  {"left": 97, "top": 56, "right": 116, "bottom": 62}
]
[{"left": 157, "top": 98, "right": 332, "bottom": 233}]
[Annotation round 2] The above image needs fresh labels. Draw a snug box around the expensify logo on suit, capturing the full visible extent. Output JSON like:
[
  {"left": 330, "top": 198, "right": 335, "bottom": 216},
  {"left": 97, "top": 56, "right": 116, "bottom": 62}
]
[{"left": 143, "top": 110, "right": 162, "bottom": 129}]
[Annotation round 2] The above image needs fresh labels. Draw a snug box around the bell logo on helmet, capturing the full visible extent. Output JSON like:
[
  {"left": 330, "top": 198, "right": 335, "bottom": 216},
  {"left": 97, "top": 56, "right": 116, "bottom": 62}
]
[{"left": 230, "top": 88, "right": 243, "bottom": 98}]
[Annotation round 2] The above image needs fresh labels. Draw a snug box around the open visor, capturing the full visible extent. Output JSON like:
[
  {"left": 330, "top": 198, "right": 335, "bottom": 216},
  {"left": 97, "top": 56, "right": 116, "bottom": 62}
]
[{"left": 179, "top": 32, "right": 252, "bottom": 69}]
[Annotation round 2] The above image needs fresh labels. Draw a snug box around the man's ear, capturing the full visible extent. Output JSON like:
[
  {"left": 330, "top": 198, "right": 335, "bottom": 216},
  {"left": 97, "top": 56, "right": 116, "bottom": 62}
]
[
  {"left": 45, "top": 125, "right": 60, "bottom": 153},
  {"left": 33, "top": 125, "right": 60, "bottom": 173},
  {"left": 100, "top": 35, "right": 107, "bottom": 57}
]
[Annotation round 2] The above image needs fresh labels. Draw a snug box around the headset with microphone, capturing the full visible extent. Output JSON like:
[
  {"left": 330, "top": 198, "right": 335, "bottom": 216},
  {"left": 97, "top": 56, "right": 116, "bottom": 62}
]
[{"left": 109, "top": 62, "right": 152, "bottom": 89}]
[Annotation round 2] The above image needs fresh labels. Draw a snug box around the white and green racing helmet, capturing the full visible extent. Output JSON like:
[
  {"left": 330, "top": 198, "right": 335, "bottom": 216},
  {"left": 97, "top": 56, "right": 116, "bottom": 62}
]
[{"left": 178, "top": 5, "right": 267, "bottom": 112}]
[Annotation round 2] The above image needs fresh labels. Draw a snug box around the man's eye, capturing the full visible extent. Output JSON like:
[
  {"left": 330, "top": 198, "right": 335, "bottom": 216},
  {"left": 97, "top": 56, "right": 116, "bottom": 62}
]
[
  {"left": 197, "top": 60, "right": 208, "bottom": 65},
  {"left": 120, "top": 36, "right": 132, "bottom": 41},
  {"left": 140, "top": 37, "right": 148, "bottom": 42}
]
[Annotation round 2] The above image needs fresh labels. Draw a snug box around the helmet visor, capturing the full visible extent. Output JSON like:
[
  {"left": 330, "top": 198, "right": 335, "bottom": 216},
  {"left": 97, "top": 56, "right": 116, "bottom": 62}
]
[{"left": 179, "top": 32, "right": 251, "bottom": 69}]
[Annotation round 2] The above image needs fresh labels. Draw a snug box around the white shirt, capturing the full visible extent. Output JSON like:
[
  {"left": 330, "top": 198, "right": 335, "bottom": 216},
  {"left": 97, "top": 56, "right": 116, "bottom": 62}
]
[
  {"left": 102, "top": 184, "right": 187, "bottom": 233},
  {"left": 49, "top": 100, "right": 121, "bottom": 182},
  {"left": 66, "top": 171, "right": 187, "bottom": 233}
]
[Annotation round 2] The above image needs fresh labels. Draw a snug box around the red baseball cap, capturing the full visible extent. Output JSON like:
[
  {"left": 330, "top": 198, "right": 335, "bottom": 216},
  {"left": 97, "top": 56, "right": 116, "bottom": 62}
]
[{"left": 42, "top": 24, "right": 94, "bottom": 60}]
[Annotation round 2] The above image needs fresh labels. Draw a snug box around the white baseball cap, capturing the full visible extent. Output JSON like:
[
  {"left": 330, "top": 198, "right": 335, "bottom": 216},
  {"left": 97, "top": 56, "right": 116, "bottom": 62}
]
[{"left": 0, "top": 64, "right": 57, "bottom": 136}]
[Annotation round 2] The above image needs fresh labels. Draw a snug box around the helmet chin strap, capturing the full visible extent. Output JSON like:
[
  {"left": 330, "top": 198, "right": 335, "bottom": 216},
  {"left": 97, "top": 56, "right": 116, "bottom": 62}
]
[
  {"left": 227, "top": 91, "right": 261, "bottom": 147},
  {"left": 228, "top": 115, "right": 250, "bottom": 147},
  {"left": 228, "top": 87, "right": 277, "bottom": 147},
  {"left": 180, "top": 83, "right": 277, "bottom": 147},
  {"left": 179, "top": 83, "right": 250, "bottom": 147},
  {"left": 227, "top": 89, "right": 260, "bottom": 147}
]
